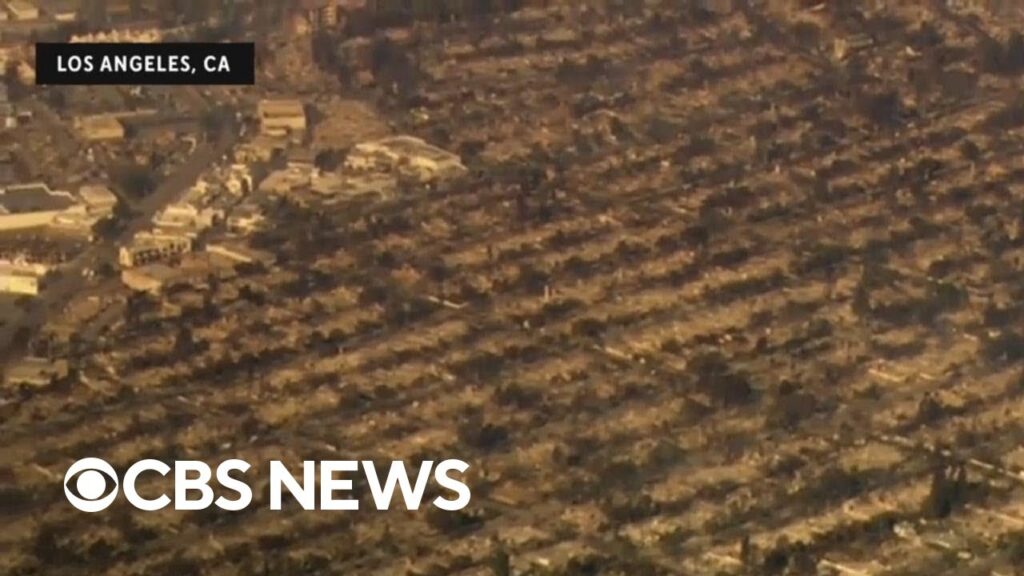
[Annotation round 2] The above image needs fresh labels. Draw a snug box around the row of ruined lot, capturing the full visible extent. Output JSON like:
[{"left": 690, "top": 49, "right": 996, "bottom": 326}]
[{"left": 7, "top": 3, "right": 1024, "bottom": 576}]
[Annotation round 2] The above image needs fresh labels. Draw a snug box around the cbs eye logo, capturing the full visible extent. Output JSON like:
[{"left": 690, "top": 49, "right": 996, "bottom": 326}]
[{"left": 63, "top": 458, "right": 119, "bottom": 512}]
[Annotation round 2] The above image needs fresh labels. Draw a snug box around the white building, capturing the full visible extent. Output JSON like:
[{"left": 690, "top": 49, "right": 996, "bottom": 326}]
[
  {"left": 119, "top": 231, "right": 191, "bottom": 268},
  {"left": 152, "top": 202, "right": 222, "bottom": 234},
  {"left": 78, "top": 184, "right": 118, "bottom": 215},
  {"left": 257, "top": 99, "right": 307, "bottom": 136},
  {"left": 0, "top": 259, "right": 47, "bottom": 295},
  {"left": 345, "top": 136, "right": 467, "bottom": 182},
  {"left": 0, "top": 269, "right": 39, "bottom": 295}
]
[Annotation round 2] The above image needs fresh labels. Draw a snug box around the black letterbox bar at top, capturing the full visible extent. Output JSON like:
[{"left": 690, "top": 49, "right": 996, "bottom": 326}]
[{"left": 35, "top": 42, "right": 255, "bottom": 86}]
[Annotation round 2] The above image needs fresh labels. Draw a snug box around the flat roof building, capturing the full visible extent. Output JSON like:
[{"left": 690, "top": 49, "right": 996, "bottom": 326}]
[
  {"left": 314, "top": 171, "right": 397, "bottom": 201},
  {"left": 121, "top": 263, "right": 178, "bottom": 294},
  {"left": 206, "top": 242, "right": 274, "bottom": 267},
  {"left": 75, "top": 114, "right": 125, "bottom": 142},
  {"left": 77, "top": 184, "right": 118, "bottom": 214},
  {"left": 345, "top": 135, "right": 467, "bottom": 182},
  {"left": 0, "top": 183, "right": 79, "bottom": 231},
  {"left": 119, "top": 231, "right": 191, "bottom": 268},
  {"left": 152, "top": 202, "right": 222, "bottom": 235},
  {"left": 0, "top": 265, "right": 40, "bottom": 295},
  {"left": 1, "top": 183, "right": 76, "bottom": 213},
  {"left": 257, "top": 99, "right": 307, "bottom": 136}
]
